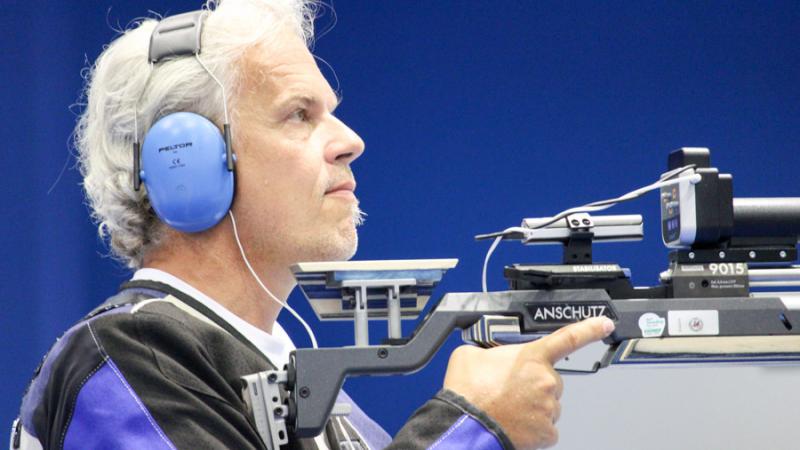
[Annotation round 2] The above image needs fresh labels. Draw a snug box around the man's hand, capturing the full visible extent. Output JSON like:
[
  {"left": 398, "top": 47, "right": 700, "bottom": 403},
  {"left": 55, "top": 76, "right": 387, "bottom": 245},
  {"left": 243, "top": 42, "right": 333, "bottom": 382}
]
[{"left": 443, "top": 317, "right": 615, "bottom": 450}]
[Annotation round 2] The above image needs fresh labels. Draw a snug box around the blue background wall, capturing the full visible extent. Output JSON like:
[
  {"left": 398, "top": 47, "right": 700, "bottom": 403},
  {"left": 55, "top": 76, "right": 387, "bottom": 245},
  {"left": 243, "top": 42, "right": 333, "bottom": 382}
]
[{"left": 2, "top": 1, "right": 798, "bottom": 448}]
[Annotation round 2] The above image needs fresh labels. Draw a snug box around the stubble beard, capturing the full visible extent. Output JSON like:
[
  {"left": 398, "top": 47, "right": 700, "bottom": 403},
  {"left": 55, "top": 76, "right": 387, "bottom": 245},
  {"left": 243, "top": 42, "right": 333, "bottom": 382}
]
[
  {"left": 335, "top": 202, "right": 366, "bottom": 260},
  {"left": 299, "top": 202, "right": 366, "bottom": 263}
]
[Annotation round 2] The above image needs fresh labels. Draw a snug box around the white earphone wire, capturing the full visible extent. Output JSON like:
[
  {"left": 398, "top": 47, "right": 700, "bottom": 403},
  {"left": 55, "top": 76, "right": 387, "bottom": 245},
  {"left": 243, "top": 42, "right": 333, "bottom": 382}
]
[{"left": 229, "top": 210, "right": 319, "bottom": 349}]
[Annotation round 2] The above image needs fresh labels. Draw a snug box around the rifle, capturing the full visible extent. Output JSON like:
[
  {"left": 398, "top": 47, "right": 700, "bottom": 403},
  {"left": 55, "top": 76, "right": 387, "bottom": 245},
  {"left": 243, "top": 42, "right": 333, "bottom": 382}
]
[{"left": 241, "top": 148, "right": 800, "bottom": 448}]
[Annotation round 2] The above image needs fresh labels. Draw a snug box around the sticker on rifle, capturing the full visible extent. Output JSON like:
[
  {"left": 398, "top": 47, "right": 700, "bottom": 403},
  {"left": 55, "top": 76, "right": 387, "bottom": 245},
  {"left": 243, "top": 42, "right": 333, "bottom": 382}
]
[
  {"left": 667, "top": 310, "right": 719, "bottom": 336},
  {"left": 638, "top": 313, "right": 666, "bottom": 338}
]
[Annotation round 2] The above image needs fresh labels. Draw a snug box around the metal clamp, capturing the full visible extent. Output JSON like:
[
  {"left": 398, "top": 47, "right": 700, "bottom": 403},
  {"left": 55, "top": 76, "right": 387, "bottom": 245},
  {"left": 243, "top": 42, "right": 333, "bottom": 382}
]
[
  {"left": 341, "top": 278, "right": 416, "bottom": 346},
  {"left": 241, "top": 371, "right": 290, "bottom": 450}
]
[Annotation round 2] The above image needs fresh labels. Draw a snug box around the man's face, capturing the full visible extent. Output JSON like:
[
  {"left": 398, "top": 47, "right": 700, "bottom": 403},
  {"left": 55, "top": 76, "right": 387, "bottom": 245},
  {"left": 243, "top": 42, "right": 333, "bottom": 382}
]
[{"left": 232, "top": 29, "right": 365, "bottom": 266}]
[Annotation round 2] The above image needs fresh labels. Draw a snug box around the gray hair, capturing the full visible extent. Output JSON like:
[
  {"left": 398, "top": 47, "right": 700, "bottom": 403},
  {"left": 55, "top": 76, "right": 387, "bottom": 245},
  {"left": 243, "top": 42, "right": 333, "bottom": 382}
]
[{"left": 75, "top": 0, "right": 319, "bottom": 268}]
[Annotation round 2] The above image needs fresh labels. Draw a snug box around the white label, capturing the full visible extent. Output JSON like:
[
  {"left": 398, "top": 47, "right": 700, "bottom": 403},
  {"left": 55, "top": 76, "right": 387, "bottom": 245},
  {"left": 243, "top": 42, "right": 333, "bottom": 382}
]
[
  {"left": 571, "top": 265, "right": 619, "bottom": 273},
  {"left": 638, "top": 313, "right": 666, "bottom": 338},
  {"left": 667, "top": 310, "right": 719, "bottom": 336},
  {"left": 708, "top": 263, "right": 746, "bottom": 276}
]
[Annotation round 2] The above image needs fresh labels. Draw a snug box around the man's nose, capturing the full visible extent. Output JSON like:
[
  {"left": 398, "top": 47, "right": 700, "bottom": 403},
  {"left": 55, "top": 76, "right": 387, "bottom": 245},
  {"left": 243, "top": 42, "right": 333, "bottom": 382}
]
[{"left": 325, "top": 116, "right": 365, "bottom": 165}]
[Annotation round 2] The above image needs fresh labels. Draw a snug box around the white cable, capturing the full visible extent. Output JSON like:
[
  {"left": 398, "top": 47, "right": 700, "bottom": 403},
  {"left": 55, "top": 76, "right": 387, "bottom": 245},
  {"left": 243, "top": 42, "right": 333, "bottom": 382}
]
[
  {"left": 229, "top": 211, "right": 319, "bottom": 349},
  {"left": 195, "top": 53, "right": 230, "bottom": 125},
  {"left": 536, "top": 173, "right": 702, "bottom": 230},
  {"left": 479, "top": 172, "right": 702, "bottom": 292},
  {"left": 481, "top": 227, "right": 528, "bottom": 293}
]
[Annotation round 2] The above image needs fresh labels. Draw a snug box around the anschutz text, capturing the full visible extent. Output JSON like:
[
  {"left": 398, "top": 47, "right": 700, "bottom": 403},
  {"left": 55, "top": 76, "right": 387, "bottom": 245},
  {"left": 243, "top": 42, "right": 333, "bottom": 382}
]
[{"left": 532, "top": 305, "right": 610, "bottom": 322}]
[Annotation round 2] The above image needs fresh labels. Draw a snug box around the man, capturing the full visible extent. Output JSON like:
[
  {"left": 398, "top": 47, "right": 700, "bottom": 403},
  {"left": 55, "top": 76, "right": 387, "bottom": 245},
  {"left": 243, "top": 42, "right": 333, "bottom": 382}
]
[{"left": 14, "top": 1, "right": 614, "bottom": 449}]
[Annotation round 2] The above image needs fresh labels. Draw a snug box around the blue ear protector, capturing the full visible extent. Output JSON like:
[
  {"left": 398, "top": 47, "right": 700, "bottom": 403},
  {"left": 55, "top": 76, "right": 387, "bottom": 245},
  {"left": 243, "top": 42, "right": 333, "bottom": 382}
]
[
  {"left": 132, "top": 10, "right": 235, "bottom": 233},
  {"left": 139, "top": 112, "right": 234, "bottom": 232}
]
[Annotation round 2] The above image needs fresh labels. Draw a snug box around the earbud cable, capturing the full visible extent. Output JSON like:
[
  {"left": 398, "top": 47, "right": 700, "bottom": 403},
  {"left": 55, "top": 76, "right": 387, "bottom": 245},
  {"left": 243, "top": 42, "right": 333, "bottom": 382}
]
[
  {"left": 195, "top": 54, "right": 230, "bottom": 125},
  {"left": 229, "top": 211, "right": 319, "bottom": 349}
]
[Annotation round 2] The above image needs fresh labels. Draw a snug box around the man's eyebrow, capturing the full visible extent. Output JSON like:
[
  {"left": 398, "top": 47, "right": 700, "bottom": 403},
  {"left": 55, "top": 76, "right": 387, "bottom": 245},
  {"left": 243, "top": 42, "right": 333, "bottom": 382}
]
[{"left": 278, "top": 92, "right": 341, "bottom": 112}]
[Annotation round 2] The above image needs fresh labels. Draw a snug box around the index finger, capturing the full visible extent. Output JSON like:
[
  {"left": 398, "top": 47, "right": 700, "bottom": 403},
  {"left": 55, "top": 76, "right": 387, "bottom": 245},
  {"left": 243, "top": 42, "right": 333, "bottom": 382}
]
[{"left": 529, "top": 317, "right": 615, "bottom": 364}]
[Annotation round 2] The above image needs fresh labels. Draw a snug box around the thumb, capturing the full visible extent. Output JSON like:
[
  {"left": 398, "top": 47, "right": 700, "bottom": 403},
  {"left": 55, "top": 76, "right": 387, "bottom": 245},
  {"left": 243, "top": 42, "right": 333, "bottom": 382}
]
[{"left": 527, "top": 317, "right": 615, "bottom": 364}]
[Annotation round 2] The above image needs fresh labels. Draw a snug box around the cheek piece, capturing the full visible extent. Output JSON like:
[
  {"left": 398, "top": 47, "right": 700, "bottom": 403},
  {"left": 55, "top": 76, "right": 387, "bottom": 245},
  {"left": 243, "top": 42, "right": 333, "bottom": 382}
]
[{"left": 132, "top": 10, "right": 235, "bottom": 233}]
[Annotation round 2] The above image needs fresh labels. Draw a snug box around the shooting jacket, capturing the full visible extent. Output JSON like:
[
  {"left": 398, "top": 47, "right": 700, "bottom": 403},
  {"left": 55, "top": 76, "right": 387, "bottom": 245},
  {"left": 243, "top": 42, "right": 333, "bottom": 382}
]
[{"left": 14, "top": 280, "right": 514, "bottom": 450}]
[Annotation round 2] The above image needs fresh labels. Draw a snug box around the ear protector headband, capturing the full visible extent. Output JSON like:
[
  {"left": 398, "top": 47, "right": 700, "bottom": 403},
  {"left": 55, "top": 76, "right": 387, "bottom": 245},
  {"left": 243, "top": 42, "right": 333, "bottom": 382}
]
[{"left": 132, "top": 10, "right": 235, "bottom": 233}]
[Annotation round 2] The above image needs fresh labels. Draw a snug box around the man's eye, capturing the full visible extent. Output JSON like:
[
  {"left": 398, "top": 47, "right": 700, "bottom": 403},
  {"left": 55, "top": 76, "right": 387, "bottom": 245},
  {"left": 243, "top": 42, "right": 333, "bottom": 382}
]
[{"left": 289, "top": 109, "right": 309, "bottom": 122}]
